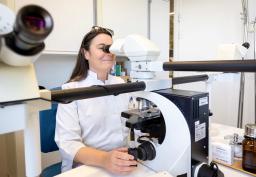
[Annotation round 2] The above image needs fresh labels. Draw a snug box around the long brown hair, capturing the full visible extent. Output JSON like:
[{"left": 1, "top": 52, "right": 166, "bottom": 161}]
[{"left": 68, "top": 27, "right": 113, "bottom": 82}]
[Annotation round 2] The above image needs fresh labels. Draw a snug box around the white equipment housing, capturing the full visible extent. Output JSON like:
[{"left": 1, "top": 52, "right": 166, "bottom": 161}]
[
  {"left": 110, "top": 34, "right": 172, "bottom": 91},
  {"left": 131, "top": 91, "right": 191, "bottom": 177},
  {"left": 0, "top": 4, "right": 53, "bottom": 177},
  {"left": 109, "top": 34, "right": 193, "bottom": 176}
]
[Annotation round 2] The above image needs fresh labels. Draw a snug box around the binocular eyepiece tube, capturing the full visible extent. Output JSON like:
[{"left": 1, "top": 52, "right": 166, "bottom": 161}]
[{"left": 5, "top": 5, "right": 53, "bottom": 56}]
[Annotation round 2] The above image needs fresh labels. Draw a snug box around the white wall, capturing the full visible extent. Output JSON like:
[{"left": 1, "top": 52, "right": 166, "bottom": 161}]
[
  {"left": 174, "top": 0, "right": 256, "bottom": 127},
  {"left": 98, "top": 0, "right": 148, "bottom": 39},
  {"left": 150, "top": 0, "right": 170, "bottom": 79},
  {"left": 34, "top": 55, "right": 76, "bottom": 89}
]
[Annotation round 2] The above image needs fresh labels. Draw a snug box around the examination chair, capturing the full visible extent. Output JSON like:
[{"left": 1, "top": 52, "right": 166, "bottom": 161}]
[{"left": 39, "top": 87, "right": 61, "bottom": 177}]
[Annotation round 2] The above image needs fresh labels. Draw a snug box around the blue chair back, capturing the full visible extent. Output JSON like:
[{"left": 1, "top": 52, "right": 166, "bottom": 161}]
[
  {"left": 39, "top": 87, "right": 61, "bottom": 153},
  {"left": 39, "top": 102, "right": 59, "bottom": 153},
  {"left": 39, "top": 87, "right": 62, "bottom": 177}
]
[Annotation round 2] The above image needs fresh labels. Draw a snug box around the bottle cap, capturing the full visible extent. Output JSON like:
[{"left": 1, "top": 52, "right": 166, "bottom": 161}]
[{"left": 245, "top": 124, "right": 256, "bottom": 138}]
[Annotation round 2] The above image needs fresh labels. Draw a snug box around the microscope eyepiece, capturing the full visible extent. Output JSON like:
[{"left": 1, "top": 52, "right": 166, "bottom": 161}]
[
  {"left": 5, "top": 5, "right": 53, "bottom": 55},
  {"left": 101, "top": 45, "right": 111, "bottom": 53}
]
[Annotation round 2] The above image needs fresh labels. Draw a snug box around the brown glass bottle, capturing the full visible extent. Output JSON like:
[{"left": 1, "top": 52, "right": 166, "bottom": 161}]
[{"left": 242, "top": 124, "right": 256, "bottom": 174}]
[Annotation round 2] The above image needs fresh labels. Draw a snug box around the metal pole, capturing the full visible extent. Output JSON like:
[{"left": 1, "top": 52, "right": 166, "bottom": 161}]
[
  {"left": 162, "top": 60, "right": 256, "bottom": 72},
  {"left": 93, "top": 0, "right": 97, "bottom": 25},
  {"left": 237, "top": 72, "right": 245, "bottom": 128},
  {"left": 172, "top": 74, "right": 209, "bottom": 85},
  {"left": 237, "top": 0, "right": 249, "bottom": 128},
  {"left": 147, "top": 0, "right": 152, "bottom": 39},
  {"left": 255, "top": 72, "right": 256, "bottom": 124},
  {"left": 51, "top": 81, "right": 146, "bottom": 104},
  {"left": 253, "top": 18, "right": 256, "bottom": 124}
]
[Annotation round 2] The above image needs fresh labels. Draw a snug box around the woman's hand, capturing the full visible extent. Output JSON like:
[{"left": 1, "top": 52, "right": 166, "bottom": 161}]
[{"left": 102, "top": 147, "right": 137, "bottom": 175}]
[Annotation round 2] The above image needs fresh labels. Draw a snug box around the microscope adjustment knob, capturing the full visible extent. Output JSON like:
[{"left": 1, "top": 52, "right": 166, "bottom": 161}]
[{"left": 137, "top": 141, "right": 156, "bottom": 161}]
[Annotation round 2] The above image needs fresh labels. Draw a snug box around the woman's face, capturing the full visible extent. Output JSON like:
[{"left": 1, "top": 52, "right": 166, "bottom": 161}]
[{"left": 84, "top": 33, "right": 115, "bottom": 74}]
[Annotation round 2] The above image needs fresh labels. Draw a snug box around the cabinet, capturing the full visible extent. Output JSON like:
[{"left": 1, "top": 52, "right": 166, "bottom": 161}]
[
  {"left": 13, "top": 0, "right": 153, "bottom": 55},
  {"left": 97, "top": 0, "right": 148, "bottom": 39},
  {"left": 14, "top": 0, "right": 94, "bottom": 54}
]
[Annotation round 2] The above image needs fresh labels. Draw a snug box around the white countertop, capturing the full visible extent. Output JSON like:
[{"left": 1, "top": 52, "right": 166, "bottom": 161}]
[
  {"left": 55, "top": 163, "right": 168, "bottom": 177},
  {"left": 55, "top": 123, "right": 254, "bottom": 177}
]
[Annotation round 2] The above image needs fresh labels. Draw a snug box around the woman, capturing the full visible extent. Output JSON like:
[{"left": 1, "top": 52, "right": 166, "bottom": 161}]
[{"left": 55, "top": 26, "right": 137, "bottom": 174}]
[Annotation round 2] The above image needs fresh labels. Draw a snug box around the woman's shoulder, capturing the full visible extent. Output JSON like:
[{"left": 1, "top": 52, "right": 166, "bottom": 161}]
[
  {"left": 62, "top": 75, "right": 124, "bottom": 89},
  {"left": 61, "top": 81, "right": 77, "bottom": 89},
  {"left": 61, "top": 79, "right": 91, "bottom": 89}
]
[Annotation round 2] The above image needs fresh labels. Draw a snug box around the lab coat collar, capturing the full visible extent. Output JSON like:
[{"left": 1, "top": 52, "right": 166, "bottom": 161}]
[{"left": 87, "top": 70, "right": 112, "bottom": 85}]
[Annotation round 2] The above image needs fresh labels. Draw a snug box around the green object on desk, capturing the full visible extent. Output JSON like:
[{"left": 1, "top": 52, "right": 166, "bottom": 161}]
[{"left": 115, "top": 64, "right": 121, "bottom": 76}]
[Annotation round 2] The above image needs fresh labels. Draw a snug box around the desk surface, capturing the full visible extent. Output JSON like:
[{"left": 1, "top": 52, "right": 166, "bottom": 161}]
[
  {"left": 56, "top": 123, "right": 254, "bottom": 177},
  {"left": 55, "top": 164, "right": 159, "bottom": 177},
  {"left": 210, "top": 123, "right": 254, "bottom": 177}
]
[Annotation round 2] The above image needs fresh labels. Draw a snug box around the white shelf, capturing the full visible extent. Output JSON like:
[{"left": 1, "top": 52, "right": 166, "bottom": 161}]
[{"left": 42, "top": 50, "right": 77, "bottom": 56}]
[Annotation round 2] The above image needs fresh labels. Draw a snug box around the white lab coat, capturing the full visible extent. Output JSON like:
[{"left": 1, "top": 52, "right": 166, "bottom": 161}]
[{"left": 55, "top": 70, "right": 130, "bottom": 172}]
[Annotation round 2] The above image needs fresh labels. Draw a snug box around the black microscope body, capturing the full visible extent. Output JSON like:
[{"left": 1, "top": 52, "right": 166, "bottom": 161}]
[{"left": 122, "top": 88, "right": 214, "bottom": 176}]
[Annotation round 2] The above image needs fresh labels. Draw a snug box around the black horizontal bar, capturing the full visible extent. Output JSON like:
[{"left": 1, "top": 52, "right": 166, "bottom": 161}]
[
  {"left": 172, "top": 74, "right": 209, "bottom": 85},
  {"left": 51, "top": 81, "right": 146, "bottom": 104},
  {"left": 163, "top": 60, "right": 256, "bottom": 72}
]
